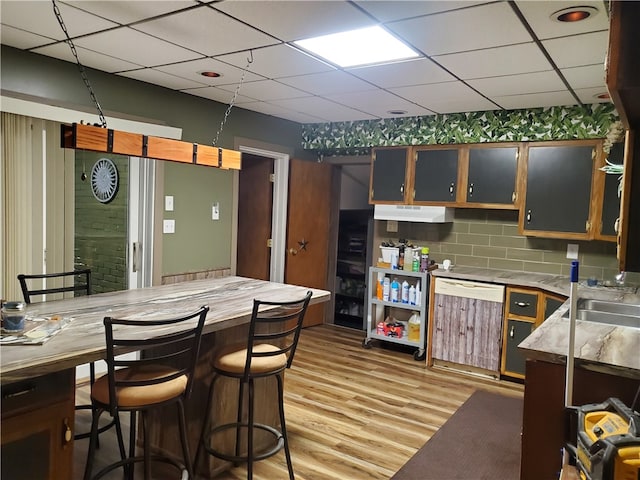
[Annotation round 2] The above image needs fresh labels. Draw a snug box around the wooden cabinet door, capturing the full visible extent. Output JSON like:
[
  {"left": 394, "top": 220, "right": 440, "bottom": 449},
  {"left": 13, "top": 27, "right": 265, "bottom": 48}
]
[
  {"left": 521, "top": 142, "right": 597, "bottom": 237},
  {"left": 598, "top": 142, "right": 624, "bottom": 239},
  {"left": 370, "top": 147, "right": 409, "bottom": 203},
  {"left": 466, "top": 146, "right": 519, "bottom": 207},
  {"left": 413, "top": 147, "right": 459, "bottom": 203}
]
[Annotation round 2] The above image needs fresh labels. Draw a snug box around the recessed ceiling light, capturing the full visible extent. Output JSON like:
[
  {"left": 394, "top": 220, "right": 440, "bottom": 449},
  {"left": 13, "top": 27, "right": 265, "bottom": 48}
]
[
  {"left": 294, "top": 26, "right": 419, "bottom": 68},
  {"left": 551, "top": 6, "right": 598, "bottom": 22},
  {"left": 595, "top": 92, "right": 610, "bottom": 100},
  {"left": 388, "top": 110, "right": 408, "bottom": 115},
  {"left": 200, "top": 71, "right": 221, "bottom": 78}
]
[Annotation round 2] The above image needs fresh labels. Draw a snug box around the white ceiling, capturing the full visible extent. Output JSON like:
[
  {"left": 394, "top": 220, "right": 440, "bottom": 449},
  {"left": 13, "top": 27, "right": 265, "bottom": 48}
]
[{"left": 0, "top": 0, "right": 612, "bottom": 125}]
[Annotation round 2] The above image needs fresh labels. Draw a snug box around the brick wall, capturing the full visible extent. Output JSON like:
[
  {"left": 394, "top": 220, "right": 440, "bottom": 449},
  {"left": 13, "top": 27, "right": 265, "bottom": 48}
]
[
  {"left": 374, "top": 209, "right": 639, "bottom": 284},
  {"left": 74, "top": 152, "right": 128, "bottom": 294}
]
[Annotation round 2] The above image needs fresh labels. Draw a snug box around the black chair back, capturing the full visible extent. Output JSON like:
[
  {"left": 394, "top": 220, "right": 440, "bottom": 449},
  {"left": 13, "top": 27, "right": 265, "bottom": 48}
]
[
  {"left": 18, "top": 269, "right": 92, "bottom": 304},
  {"left": 243, "top": 291, "right": 312, "bottom": 379},
  {"left": 103, "top": 305, "right": 209, "bottom": 415}
]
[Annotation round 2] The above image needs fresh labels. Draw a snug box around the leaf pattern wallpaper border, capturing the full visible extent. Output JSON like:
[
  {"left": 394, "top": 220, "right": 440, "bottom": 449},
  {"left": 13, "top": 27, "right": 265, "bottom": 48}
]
[{"left": 301, "top": 103, "right": 618, "bottom": 155}]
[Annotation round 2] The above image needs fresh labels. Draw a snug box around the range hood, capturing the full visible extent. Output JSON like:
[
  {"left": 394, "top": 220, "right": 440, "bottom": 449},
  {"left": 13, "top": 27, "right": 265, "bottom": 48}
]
[{"left": 374, "top": 204, "right": 454, "bottom": 223}]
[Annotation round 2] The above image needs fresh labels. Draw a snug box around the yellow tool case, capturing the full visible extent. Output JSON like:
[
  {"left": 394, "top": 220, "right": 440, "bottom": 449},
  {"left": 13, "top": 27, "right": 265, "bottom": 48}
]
[{"left": 566, "top": 397, "right": 640, "bottom": 480}]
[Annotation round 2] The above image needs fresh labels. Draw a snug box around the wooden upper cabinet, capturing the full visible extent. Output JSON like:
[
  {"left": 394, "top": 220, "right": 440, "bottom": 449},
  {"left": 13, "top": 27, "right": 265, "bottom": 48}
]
[
  {"left": 369, "top": 147, "right": 410, "bottom": 204},
  {"left": 413, "top": 146, "right": 460, "bottom": 203},
  {"left": 463, "top": 144, "right": 520, "bottom": 209},
  {"left": 595, "top": 142, "right": 624, "bottom": 241},
  {"left": 520, "top": 140, "right": 600, "bottom": 239}
]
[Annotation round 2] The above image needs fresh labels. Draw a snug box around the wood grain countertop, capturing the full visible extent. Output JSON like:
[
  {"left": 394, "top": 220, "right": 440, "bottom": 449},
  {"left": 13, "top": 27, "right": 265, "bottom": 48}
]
[{"left": 0, "top": 276, "right": 330, "bottom": 385}]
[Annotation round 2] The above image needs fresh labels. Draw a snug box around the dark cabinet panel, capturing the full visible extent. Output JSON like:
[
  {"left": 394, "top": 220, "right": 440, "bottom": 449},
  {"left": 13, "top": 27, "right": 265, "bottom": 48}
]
[
  {"left": 508, "top": 291, "right": 538, "bottom": 318},
  {"left": 600, "top": 142, "right": 624, "bottom": 238},
  {"left": 370, "top": 147, "right": 408, "bottom": 203},
  {"left": 543, "top": 295, "right": 565, "bottom": 320},
  {"left": 414, "top": 148, "right": 459, "bottom": 202},
  {"left": 523, "top": 144, "right": 595, "bottom": 234},
  {"left": 504, "top": 319, "right": 534, "bottom": 377},
  {"left": 467, "top": 147, "right": 518, "bottom": 205}
]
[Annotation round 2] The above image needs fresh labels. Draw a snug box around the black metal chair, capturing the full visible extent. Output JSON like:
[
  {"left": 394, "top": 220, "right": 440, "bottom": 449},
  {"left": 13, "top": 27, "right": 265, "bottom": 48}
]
[
  {"left": 195, "top": 291, "right": 312, "bottom": 480},
  {"left": 83, "top": 305, "right": 209, "bottom": 480},
  {"left": 17, "top": 269, "right": 109, "bottom": 442}
]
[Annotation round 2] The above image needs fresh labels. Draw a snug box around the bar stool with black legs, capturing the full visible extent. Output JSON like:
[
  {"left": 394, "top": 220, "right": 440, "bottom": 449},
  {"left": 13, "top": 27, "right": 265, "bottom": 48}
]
[
  {"left": 17, "top": 269, "right": 113, "bottom": 443},
  {"left": 83, "top": 305, "right": 208, "bottom": 480},
  {"left": 195, "top": 291, "right": 312, "bottom": 480}
]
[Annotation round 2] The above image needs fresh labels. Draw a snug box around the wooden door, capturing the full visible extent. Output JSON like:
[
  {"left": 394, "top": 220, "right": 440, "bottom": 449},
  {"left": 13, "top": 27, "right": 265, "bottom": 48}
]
[
  {"left": 237, "top": 154, "right": 274, "bottom": 280},
  {"left": 285, "top": 158, "right": 336, "bottom": 327}
]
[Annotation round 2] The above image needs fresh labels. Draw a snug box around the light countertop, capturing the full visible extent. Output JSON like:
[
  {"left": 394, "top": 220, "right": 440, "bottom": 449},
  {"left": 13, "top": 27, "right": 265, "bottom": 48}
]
[{"left": 431, "top": 267, "right": 640, "bottom": 379}]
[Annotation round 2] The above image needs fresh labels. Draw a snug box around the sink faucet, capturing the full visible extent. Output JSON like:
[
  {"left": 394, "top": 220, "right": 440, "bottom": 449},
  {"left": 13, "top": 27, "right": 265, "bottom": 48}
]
[{"left": 615, "top": 271, "right": 626, "bottom": 286}]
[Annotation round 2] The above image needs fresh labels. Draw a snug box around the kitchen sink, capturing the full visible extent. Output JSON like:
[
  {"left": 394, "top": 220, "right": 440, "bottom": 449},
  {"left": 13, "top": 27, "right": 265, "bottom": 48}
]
[
  {"left": 562, "top": 298, "right": 640, "bottom": 329},
  {"left": 576, "top": 299, "right": 640, "bottom": 317}
]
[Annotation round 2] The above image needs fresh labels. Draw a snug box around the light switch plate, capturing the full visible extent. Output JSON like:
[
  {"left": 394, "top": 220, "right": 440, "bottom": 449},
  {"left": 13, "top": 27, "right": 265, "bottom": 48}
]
[
  {"left": 165, "top": 195, "right": 174, "bottom": 211},
  {"left": 566, "top": 243, "right": 579, "bottom": 259},
  {"left": 163, "top": 219, "right": 175, "bottom": 234}
]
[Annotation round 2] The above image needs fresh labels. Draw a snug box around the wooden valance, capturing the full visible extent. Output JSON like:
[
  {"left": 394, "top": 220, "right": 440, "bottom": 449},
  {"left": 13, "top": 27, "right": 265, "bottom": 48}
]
[{"left": 61, "top": 123, "right": 241, "bottom": 170}]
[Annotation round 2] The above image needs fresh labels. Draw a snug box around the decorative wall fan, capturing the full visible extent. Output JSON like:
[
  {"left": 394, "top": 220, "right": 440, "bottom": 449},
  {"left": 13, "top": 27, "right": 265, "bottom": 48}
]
[{"left": 90, "top": 158, "right": 119, "bottom": 203}]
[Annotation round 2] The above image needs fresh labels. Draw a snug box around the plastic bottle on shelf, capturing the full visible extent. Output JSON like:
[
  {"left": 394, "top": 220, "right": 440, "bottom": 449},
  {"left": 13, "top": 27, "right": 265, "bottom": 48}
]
[
  {"left": 382, "top": 277, "right": 390, "bottom": 301},
  {"left": 415, "top": 281, "right": 421, "bottom": 307},
  {"left": 408, "top": 312, "right": 421, "bottom": 341},
  {"left": 401, "top": 280, "right": 409, "bottom": 303},
  {"left": 420, "top": 247, "right": 430, "bottom": 272},
  {"left": 412, "top": 250, "right": 420, "bottom": 272},
  {"left": 376, "top": 276, "right": 383, "bottom": 300},
  {"left": 409, "top": 284, "right": 416, "bottom": 305},
  {"left": 390, "top": 278, "right": 400, "bottom": 303}
]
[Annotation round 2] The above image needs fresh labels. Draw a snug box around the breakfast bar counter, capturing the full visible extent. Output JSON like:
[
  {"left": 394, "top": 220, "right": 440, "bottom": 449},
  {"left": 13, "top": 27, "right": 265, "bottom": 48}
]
[{"left": 0, "top": 276, "right": 330, "bottom": 479}]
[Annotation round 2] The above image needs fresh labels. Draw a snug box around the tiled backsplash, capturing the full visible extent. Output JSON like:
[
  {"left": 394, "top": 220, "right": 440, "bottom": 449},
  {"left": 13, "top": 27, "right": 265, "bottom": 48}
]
[{"left": 373, "top": 209, "right": 639, "bottom": 285}]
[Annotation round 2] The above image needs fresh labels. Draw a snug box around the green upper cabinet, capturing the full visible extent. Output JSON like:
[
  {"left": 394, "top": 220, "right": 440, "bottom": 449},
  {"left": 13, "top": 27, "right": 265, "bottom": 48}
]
[
  {"left": 370, "top": 147, "right": 410, "bottom": 204},
  {"left": 464, "top": 145, "right": 520, "bottom": 208},
  {"left": 520, "top": 140, "right": 599, "bottom": 239},
  {"left": 413, "top": 147, "right": 460, "bottom": 203},
  {"left": 597, "top": 142, "right": 624, "bottom": 240}
]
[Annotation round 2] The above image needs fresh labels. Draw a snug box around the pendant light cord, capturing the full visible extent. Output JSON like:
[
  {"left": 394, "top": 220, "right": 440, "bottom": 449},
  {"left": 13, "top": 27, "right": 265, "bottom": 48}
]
[
  {"left": 212, "top": 50, "right": 253, "bottom": 147},
  {"left": 52, "top": 0, "right": 107, "bottom": 128}
]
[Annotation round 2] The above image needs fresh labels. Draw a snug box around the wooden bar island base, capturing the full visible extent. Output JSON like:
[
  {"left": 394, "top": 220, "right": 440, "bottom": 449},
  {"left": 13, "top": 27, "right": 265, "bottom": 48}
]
[{"left": 0, "top": 277, "right": 329, "bottom": 479}]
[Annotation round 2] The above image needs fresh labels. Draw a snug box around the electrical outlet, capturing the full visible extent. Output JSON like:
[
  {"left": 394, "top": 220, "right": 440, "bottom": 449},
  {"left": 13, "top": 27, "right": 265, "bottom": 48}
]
[
  {"left": 387, "top": 220, "right": 398, "bottom": 232},
  {"left": 163, "top": 219, "right": 175, "bottom": 234},
  {"left": 212, "top": 202, "right": 219, "bottom": 220}
]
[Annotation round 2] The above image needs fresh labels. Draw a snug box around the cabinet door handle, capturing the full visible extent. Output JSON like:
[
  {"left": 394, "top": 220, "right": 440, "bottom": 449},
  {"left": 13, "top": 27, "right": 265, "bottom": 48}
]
[
  {"left": 63, "top": 418, "right": 72, "bottom": 444},
  {"left": 400, "top": 183, "right": 404, "bottom": 194},
  {"left": 515, "top": 301, "right": 530, "bottom": 308},
  {"left": 509, "top": 325, "right": 515, "bottom": 338},
  {"left": 449, "top": 182, "right": 455, "bottom": 196},
  {"left": 3, "top": 385, "right": 35, "bottom": 399},
  {"left": 526, "top": 210, "right": 532, "bottom": 223},
  {"left": 614, "top": 217, "right": 620, "bottom": 234},
  {"left": 468, "top": 183, "right": 474, "bottom": 196},
  {"left": 512, "top": 192, "right": 516, "bottom": 203}
]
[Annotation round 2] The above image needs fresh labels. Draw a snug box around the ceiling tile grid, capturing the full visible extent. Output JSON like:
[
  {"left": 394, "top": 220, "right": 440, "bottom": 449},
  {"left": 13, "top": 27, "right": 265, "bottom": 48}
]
[{"left": 0, "top": 0, "right": 614, "bottom": 124}]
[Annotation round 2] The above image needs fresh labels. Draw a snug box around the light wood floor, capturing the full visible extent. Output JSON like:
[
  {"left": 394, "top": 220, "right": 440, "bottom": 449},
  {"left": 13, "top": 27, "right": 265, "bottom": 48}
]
[{"left": 74, "top": 324, "right": 523, "bottom": 479}]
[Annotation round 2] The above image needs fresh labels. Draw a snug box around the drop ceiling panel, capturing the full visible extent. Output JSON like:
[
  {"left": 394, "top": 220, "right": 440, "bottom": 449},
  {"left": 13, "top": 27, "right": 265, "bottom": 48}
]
[
  {"left": 326, "top": 90, "right": 434, "bottom": 118},
  {"left": 132, "top": 6, "right": 279, "bottom": 57},
  {"left": 238, "top": 101, "right": 327, "bottom": 124},
  {"left": 515, "top": 0, "right": 609, "bottom": 40},
  {"left": 574, "top": 87, "right": 611, "bottom": 105},
  {"left": 1, "top": 1, "right": 118, "bottom": 41},
  {"left": 156, "top": 58, "right": 266, "bottom": 87},
  {"left": 348, "top": 58, "right": 456, "bottom": 88},
  {"left": 467, "top": 71, "right": 565, "bottom": 97},
  {"left": 212, "top": 1, "right": 374, "bottom": 42},
  {"left": 434, "top": 43, "right": 552, "bottom": 79},
  {"left": 277, "top": 71, "right": 376, "bottom": 96},
  {"left": 542, "top": 31, "right": 609, "bottom": 69},
  {"left": 180, "top": 86, "right": 258, "bottom": 105},
  {"left": 561, "top": 64, "right": 606, "bottom": 90},
  {"left": 389, "top": 2, "right": 531, "bottom": 56},
  {"left": 0, "top": 25, "right": 57, "bottom": 50},
  {"left": 216, "top": 44, "right": 335, "bottom": 79},
  {"left": 493, "top": 91, "right": 577, "bottom": 110},
  {"left": 268, "top": 96, "right": 377, "bottom": 122},
  {"left": 73, "top": 28, "right": 202, "bottom": 67},
  {"left": 217, "top": 80, "right": 310, "bottom": 102},
  {"left": 64, "top": 0, "right": 199, "bottom": 24},
  {"left": 390, "top": 81, "right": 498, "bottom": 113},
  {"left": 33, "top": 43, "right": 144, "bottom": 73},
  {"left": 355, "top": 1, "right": 491, "bottom": 23},
  {"left": 119, "top": 68, "right": 208, "bottom": 90}
]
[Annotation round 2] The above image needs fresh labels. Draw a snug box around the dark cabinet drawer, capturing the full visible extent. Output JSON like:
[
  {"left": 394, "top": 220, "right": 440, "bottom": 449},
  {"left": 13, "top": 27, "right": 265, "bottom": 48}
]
[
  {"left": 1, "top": 370, "right": 74, "bottom": 418},
  {"left": 509, "top": 292, "right": 538, "bottom": 318}
]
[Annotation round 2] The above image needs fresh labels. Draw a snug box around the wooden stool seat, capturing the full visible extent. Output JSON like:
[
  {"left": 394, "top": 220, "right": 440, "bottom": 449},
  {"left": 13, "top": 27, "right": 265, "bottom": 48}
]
[{"left": 214, "top": 343, "right": 287, "bottom": 374}]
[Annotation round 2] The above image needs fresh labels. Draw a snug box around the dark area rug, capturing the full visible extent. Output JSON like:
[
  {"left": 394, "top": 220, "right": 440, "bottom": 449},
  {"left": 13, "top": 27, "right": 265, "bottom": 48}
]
[{"left": 391, "top": 389, "right": 523, "bottom": 480}]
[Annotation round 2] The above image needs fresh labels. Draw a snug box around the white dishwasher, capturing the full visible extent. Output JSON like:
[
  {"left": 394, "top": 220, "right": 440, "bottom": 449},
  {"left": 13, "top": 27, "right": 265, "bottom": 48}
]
[{"left": 430, "top": 278, "right": 505, "bottom": 375}]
